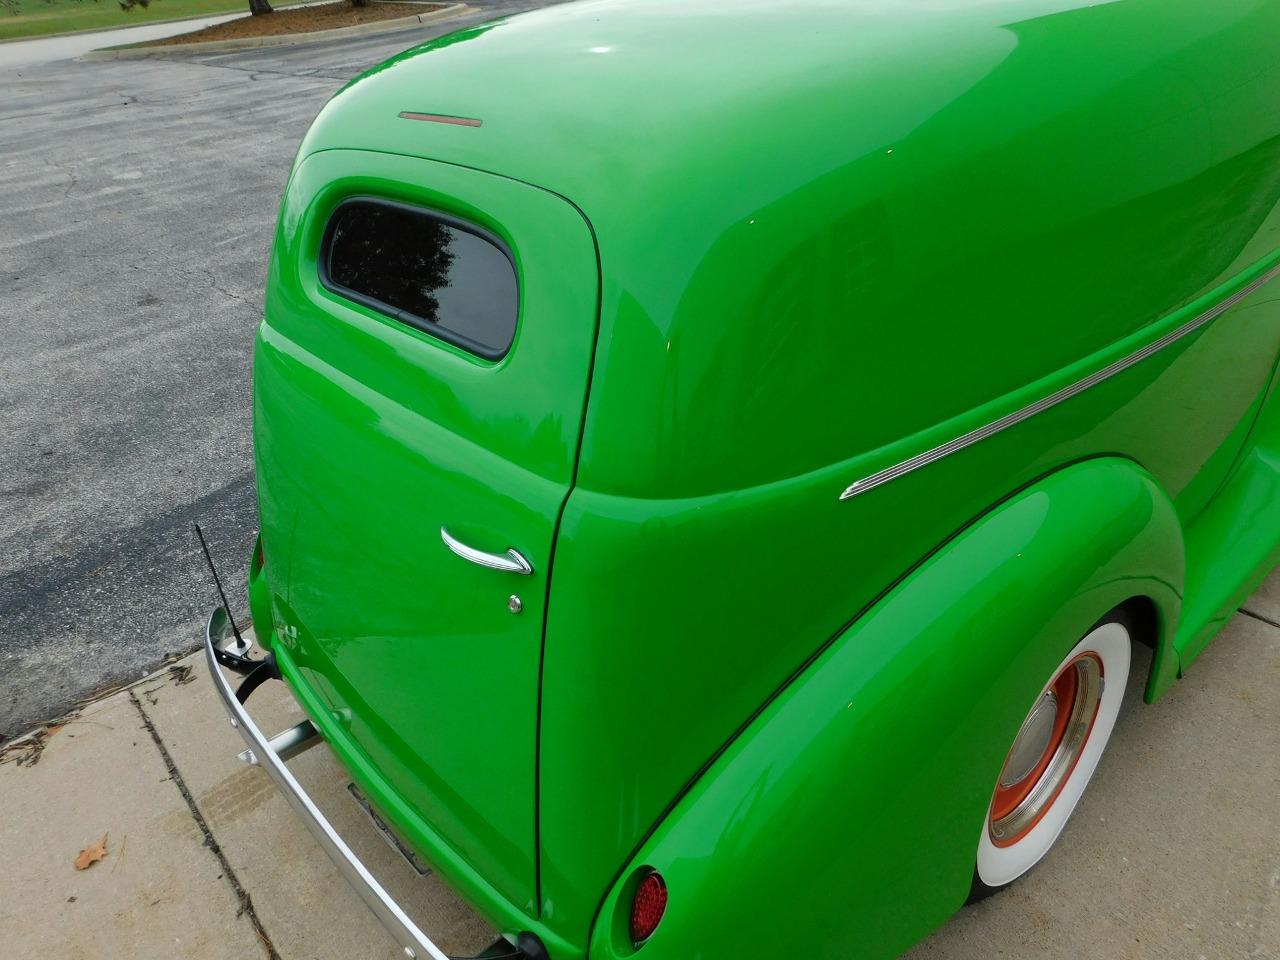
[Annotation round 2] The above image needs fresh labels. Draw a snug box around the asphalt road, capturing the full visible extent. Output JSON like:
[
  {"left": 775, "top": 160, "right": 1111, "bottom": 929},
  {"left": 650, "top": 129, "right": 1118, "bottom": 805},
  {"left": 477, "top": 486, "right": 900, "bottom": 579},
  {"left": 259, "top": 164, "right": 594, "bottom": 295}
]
[{"left": 0, "top": 1, "right": 568, "bottom": 740}]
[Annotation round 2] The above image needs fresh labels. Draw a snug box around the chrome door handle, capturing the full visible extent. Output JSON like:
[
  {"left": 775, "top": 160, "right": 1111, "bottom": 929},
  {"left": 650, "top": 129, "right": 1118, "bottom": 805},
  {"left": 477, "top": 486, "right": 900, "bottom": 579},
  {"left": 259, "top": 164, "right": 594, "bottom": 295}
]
[{"left": 440, "top": 527, "right": 533, "bottom": 575}]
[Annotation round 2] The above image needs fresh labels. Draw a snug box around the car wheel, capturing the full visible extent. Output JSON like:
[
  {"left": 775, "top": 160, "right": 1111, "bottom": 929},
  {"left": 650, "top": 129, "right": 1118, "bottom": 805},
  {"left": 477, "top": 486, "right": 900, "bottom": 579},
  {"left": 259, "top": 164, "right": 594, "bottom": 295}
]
[{"left": 969, "top": 614, "right": 1132, "bottom": 902}]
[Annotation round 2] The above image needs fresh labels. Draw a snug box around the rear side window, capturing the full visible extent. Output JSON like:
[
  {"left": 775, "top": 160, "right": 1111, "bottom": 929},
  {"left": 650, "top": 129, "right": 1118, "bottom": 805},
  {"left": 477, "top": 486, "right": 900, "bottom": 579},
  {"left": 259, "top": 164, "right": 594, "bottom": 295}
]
[{"left": 321, "top": 199, "right": 518, "bottom": 359}]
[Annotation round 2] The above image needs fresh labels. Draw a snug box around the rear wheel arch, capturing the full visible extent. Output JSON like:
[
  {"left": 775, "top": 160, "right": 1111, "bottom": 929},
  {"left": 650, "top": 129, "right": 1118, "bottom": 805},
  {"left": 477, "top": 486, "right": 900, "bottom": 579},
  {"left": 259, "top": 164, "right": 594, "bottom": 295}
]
[
  {"left": 1097, "top": 592, "right": 1178, "bottom": 704},
  {"left": 586, "top": 456, "right": 1186, "bottom": 960}
]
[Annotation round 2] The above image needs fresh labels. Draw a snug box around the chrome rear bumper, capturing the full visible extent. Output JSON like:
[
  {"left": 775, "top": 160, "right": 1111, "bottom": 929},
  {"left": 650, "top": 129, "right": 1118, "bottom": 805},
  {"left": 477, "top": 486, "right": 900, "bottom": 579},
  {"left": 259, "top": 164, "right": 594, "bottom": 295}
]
[{"left": 204, "top": 608, "right": 452, "bottom": 960}]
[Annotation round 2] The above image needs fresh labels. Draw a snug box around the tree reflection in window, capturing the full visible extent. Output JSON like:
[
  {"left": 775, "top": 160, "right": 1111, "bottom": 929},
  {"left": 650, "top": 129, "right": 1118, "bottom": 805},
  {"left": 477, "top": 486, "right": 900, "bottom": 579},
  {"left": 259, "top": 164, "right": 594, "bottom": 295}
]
[
  {"left": 329, "top": 203, "right": 456, "bottom": 325},
  {"left": 324, "top": 200, "right": 518, "bottom": 357}
]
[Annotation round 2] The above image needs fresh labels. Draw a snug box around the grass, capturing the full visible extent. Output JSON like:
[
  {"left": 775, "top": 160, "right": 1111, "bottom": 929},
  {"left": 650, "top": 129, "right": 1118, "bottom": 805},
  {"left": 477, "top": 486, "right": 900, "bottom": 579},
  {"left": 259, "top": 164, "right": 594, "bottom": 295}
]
[{"left": 0, "top": 0, "right": 265, "bottom": 41}]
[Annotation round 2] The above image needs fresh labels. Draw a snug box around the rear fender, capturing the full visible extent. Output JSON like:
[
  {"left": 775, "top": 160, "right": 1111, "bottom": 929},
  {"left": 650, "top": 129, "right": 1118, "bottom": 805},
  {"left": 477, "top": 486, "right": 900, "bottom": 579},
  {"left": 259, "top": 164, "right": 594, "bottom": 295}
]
[{"left": 588, "top": 457, "right": 1183, "bottom": 960}]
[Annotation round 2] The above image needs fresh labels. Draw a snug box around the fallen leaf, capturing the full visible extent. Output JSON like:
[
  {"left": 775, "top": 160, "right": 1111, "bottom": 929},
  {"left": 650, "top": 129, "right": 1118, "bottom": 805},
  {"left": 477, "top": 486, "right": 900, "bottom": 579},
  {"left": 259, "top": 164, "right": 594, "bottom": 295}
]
[
  {"left": 1, "top": 729, "right": 50, "bottom": 768},
  {"left": 74, "top": 834, "right": 108, "bottom": 871}
]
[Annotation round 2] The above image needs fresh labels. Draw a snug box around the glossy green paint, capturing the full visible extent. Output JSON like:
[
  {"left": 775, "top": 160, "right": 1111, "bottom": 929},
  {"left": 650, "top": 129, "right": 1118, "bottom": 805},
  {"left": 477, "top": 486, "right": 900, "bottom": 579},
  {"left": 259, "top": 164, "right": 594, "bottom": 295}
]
[
  {"left": 255, "top": 148, "right": 598, "bottom": 913},
  {"left": 247, "top": 0, "right": 1280, "bottom": 956},
  {"left": 1175, "top": 355, "right": 1280, "bottom": 670},
  {"left": 587, "top": 458, "right": 1181, "bottom": 960},
  {"left": 272, "top": 638, "right": 581, "bottom": 960},
  {"left": 540, "top": 257, "right": 1280, "bottom": 939}
]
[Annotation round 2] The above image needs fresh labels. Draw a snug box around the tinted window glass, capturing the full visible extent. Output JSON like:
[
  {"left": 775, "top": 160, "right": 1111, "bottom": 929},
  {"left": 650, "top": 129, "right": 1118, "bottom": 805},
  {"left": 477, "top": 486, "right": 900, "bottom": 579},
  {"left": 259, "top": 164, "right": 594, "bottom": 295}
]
[{"left": 324, "top": 200, "right": 518, "bottom": 358}]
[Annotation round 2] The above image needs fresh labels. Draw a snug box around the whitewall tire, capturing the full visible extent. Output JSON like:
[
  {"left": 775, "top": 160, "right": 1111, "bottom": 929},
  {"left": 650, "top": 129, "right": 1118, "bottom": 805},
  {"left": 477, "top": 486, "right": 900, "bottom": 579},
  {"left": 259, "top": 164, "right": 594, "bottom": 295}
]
[{"left": 972, "top": 618, "right": 1131, "bottom": 896}]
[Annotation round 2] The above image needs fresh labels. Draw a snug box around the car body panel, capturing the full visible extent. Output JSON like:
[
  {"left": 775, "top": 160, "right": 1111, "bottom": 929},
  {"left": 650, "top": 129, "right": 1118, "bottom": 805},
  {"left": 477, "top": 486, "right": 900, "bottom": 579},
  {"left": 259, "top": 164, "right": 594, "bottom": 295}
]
[
  {"left": 295, "top": 0, "right": 1280, "bottom": 495},
  {"left": 539, "top": 254, "right": 1280, "bottom": 942},
  {"left": 1175, "top": 355, "right": 1280, "bottom": 670},
  {"left": 268, "top": 639, "right": 581, "bottom": 959},
  {"left": 244, "top": 0, "right": 1280, "bottom": 956},
  {"left": 584, "top": 458, "right": 1183, "bottom": 960},
  {"left": 254, "top": 148, "right": 599, "bottom": 913}
]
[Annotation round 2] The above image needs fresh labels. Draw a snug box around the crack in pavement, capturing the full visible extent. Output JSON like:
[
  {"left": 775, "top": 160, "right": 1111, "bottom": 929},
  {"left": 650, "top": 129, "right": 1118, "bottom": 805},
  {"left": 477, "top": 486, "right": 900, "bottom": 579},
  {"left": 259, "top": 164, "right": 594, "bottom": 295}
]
[
  {"left": 1239, "top": 606, "right": 1280, "bottom": 630},
  {"left": 152, "top": 56, "right": 353, "bottom": 83},
  {"left": 129, "top": 689, "right": 281, "bottom": 960}
]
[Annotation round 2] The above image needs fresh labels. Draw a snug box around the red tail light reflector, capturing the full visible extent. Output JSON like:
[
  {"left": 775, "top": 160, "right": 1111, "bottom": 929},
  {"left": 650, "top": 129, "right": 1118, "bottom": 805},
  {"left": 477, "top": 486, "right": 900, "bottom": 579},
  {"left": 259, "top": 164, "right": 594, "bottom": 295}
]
[{"left": 629, "top": 870, "right": 668, "bottom": 946}]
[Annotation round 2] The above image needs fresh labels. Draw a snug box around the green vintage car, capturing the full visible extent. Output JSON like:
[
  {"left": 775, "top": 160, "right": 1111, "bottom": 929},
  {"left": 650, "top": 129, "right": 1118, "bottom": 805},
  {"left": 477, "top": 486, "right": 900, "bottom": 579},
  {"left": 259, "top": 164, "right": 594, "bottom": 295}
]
[{"left": 204, "top": 0, "right": 1280, "bottom": 957}]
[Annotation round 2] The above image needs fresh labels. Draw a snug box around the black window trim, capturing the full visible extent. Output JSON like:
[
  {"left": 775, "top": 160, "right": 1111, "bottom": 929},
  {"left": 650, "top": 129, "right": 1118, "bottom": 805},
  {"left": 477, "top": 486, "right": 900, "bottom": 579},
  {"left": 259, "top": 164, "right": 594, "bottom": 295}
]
[{"left": 318, "top": 195, "right": 520, "bottom": 361}]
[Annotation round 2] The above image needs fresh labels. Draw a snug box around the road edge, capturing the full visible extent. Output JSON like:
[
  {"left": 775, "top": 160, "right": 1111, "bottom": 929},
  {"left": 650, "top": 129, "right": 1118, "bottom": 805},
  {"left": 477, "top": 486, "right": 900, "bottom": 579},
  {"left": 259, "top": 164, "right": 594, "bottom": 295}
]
[{"left": 82, "top": 1, "right": 469, "bottom": 59}]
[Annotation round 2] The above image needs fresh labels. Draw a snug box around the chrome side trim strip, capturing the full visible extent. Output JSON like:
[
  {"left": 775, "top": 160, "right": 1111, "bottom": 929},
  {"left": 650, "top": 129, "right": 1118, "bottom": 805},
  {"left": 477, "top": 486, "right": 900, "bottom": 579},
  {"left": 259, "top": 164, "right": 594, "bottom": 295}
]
[
  {"left": 204, "top": 611, "right": 451, "bottom": 960},
  {"left": 839, "top": 263, "right": 1280, "bottom": 500}
]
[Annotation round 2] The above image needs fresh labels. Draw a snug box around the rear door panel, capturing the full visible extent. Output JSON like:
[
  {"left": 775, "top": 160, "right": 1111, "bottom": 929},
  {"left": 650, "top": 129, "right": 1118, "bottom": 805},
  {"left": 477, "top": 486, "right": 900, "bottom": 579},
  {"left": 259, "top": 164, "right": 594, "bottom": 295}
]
[{"left": 254, "top": 150, "right": 598, "bottom": 910}]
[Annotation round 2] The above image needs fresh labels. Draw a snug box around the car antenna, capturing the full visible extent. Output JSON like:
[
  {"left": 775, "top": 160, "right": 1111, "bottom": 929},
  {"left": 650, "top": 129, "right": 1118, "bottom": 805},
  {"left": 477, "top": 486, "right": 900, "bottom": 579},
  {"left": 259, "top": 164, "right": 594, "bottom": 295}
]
[{"left": 193, "top": 521, "right": 245, "bottom": 649}]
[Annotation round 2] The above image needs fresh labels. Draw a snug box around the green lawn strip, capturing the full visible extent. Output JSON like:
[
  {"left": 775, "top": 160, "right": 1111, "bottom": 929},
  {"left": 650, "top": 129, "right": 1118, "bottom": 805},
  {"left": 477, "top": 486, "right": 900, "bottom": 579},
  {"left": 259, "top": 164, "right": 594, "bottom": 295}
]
[{"left": 0, "top": 0, "right": 301, "bottom": 42}]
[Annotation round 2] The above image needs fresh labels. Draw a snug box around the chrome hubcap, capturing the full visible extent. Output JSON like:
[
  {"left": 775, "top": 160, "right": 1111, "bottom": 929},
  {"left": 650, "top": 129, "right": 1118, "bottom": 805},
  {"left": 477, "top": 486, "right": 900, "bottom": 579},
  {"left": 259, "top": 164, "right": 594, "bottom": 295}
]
[
  {"left": 991, "top": 655, "right": 1104, "bottom": 843},
  {"left": 1000, "top": 691, "right": 1059, "bottom": 788}
]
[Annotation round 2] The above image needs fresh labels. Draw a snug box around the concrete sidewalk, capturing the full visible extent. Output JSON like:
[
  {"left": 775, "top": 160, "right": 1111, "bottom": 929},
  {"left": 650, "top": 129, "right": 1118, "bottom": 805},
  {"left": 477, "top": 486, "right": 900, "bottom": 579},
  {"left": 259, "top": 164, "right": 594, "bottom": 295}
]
[
  {"left": 2, "top": 572, "right": 1277, "bottom": 960},
  {"left": 0, "top": 13, "right": 246, "bottom": 69},
  {"left": 0, "top": 636, "right": 493, "bottom": 959}
]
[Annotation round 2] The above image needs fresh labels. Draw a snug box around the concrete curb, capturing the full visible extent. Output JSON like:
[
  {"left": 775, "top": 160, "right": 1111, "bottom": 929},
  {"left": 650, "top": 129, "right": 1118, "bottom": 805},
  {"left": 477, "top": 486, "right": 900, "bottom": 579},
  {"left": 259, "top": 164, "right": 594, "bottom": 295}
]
[{"left": 82, "top": 1, "right": 468, "bottom": 60}]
